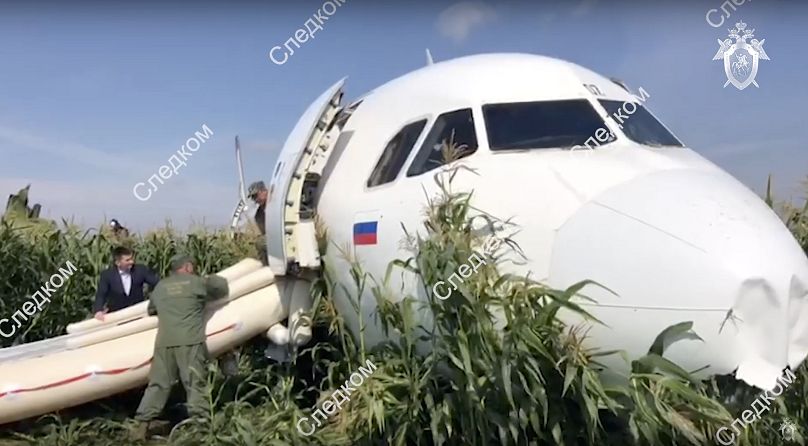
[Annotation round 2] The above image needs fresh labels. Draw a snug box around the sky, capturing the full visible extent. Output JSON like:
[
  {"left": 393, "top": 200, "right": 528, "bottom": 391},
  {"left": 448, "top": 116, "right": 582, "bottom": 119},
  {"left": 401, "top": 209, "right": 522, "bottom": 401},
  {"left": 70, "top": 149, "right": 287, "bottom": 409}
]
[{"left": 0, "top": 0, "right": 806, "bottom": 231}]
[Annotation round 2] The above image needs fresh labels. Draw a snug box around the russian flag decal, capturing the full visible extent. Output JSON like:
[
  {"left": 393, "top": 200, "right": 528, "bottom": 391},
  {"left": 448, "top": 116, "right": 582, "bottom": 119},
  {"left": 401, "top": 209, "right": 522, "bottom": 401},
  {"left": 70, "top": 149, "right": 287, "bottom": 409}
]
[{"left": 353, "top": 221, "right": 378, "bottom": 245}]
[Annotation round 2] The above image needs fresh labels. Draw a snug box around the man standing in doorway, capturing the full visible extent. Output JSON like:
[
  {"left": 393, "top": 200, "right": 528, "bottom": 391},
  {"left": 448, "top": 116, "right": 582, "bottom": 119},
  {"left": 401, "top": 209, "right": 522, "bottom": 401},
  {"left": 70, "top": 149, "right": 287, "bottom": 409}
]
[
  {"left": 130, "top": 254, "right": 229, "bottom": 440},
  {"left": 247, "top": 181, "right": 269, "bottom": 236},
  {"left": 93, "top": 247, "right": 159, "bottom": 321},
  {"left": 247, "top": 181, "right": 271, "bottom": 264}
]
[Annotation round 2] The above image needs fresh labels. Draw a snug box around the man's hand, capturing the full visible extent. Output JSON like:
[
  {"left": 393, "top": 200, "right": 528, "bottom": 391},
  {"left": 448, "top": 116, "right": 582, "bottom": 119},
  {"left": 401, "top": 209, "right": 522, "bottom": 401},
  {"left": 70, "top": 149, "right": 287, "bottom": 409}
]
[{"left": 94, "top": 311, "right": 106, "bottom": 321}]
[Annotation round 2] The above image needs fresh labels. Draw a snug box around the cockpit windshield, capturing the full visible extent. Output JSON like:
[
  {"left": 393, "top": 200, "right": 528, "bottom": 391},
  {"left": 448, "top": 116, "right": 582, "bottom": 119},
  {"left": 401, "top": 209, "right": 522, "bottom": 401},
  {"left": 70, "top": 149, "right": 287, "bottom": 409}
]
[
  {"left": 483, "top": 99, "right": 614, "bottom": 151},
  {"left": 598, "top": 100, "right": 684, "bottom": 148}
]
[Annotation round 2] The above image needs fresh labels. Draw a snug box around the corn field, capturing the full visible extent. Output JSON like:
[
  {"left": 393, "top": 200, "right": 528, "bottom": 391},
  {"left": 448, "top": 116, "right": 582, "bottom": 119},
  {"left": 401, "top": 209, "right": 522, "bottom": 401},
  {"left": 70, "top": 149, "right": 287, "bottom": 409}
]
[
  {"left": 0, "top": 174, "right": 806, "bottom": 446},
  {"left": 0, "top": 218, "right": 258, "bottom": 348}
]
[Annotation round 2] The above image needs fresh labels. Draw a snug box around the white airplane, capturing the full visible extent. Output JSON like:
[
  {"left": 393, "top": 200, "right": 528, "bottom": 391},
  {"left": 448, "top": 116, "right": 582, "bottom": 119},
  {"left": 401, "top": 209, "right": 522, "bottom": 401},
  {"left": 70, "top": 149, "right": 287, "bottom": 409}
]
[{"left": 257, "top": 52, "right": 808, "bottom": 391}]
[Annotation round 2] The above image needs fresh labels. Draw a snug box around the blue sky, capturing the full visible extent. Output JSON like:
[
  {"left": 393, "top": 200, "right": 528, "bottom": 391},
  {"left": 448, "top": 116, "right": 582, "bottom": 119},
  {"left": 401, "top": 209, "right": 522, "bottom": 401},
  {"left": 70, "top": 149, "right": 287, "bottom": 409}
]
[{"left": 0, "top": 0, "right": 805, "bottom": 231}]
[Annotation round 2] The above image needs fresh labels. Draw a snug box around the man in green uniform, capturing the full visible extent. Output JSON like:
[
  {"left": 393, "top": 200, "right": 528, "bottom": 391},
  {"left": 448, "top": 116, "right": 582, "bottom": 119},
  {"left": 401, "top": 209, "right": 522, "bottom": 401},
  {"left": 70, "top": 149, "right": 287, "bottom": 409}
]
[
  {"left": 247, "top": 180, "right": 269, "bottom": 236},
  {"left": 248, "top": 180, "right": 271, "bottom": 265},
  {"left": 130, "top": 254, "right": 229, "bottom": 440}
]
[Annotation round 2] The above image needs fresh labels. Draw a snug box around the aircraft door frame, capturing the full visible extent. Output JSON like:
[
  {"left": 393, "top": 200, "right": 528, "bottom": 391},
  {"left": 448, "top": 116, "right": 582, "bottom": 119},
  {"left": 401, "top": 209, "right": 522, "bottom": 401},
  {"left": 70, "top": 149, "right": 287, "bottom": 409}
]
[{"left": 267, "top": 78, "right": 346, "bottom": 276}]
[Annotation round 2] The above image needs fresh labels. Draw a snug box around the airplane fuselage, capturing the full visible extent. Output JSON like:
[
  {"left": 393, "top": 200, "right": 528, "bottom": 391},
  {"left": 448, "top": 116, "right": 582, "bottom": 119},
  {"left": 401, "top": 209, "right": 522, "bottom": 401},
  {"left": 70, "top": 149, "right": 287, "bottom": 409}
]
[{"left": 269, "top": 53, "right": 808, "bottom": 390}]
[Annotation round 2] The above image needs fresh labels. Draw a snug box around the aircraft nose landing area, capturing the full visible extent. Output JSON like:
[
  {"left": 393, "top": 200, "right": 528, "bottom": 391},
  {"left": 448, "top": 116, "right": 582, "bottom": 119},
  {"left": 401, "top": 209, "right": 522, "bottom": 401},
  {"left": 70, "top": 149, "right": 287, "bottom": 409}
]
[
  {"left": 732, "top": 273, "right": 808, "bottom": 388},
  {"left": 548, "top": 169, "right": 808, "bottom": 390}
]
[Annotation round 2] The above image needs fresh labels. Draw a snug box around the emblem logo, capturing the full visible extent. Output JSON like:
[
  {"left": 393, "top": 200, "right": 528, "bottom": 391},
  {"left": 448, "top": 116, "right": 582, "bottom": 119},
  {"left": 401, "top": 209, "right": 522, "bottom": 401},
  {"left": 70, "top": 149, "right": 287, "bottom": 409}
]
[
  {"left": 780, "top": 419, "right": 798, "bottom": 442},
  {"left": 712, "top": 20, "right": 770, "bottom": 90}
]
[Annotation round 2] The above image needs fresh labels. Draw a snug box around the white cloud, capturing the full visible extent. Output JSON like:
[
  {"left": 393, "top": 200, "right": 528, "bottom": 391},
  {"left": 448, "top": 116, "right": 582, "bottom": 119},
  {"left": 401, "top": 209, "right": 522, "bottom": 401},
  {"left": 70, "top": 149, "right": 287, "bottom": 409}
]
[
  {"left": 0, "top": 176, "right": 235, "bottom": 233},
  {"left": 704, "top": 136, "right": 802, "bottom": 158},
  {"left": 0, "top": 125, "right": 278, "bottom": 232},
  {"left": 243, "top": 139, "right": 280, "bottom": 154},
  {"left": 0, "top": 125, "right": 150, "bottom": 173},
  {"left": 437, "top": 1, "right": 497, "bottom": 44},
  {"left": 571, "top": 0, "right": 598, "bottom": 17}
]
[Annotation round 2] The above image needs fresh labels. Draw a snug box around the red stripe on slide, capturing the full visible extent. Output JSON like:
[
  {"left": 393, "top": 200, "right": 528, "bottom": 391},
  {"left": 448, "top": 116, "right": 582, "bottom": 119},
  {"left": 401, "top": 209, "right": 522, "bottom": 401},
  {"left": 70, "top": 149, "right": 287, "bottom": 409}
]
[{"left": 0, "top": 323, "right": 237, "bottom": 399}]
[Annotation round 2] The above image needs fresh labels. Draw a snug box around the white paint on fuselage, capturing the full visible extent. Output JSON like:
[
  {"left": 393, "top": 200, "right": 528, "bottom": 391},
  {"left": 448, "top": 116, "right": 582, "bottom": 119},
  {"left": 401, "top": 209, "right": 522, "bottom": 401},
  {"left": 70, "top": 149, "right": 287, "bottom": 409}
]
[{"left": 308, "top": 53, "right": 808, "bottom": 389}]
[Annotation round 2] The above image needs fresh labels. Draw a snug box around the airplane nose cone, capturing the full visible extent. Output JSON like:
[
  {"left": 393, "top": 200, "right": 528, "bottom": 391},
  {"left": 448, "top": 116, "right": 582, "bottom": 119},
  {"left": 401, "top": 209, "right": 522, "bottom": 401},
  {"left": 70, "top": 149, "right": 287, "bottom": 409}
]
[{"left": 548, "top": 169, "right": 808, "bottom": 389}]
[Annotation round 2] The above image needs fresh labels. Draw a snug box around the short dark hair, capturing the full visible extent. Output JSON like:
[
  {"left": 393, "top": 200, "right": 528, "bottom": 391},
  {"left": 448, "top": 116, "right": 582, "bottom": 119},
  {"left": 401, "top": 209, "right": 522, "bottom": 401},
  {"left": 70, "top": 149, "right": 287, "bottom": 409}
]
[
  {"left": 170, "top": 254, "right": 194, "bottom": 271},
  {"left": 112, "top": 246, "right": 133, "bottom": 261}
]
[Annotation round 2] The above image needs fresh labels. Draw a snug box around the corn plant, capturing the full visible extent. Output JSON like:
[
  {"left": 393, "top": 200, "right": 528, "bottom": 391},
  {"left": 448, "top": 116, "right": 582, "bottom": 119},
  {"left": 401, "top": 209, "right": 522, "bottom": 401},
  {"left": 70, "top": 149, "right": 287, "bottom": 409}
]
[
  {"left": 0, "top": 221, "right": 258, "bottom": 347},
  {"left": 2, "top": 171, "right": 808, "bottom": 445}
]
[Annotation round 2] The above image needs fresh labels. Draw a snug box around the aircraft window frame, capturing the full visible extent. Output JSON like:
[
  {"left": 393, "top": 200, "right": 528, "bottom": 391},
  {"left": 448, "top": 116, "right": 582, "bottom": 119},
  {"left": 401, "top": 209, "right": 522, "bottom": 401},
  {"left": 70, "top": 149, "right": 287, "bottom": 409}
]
[
  {"left": 406, "top": 108, "right": 478, "bottom": 178},
  {"left": 598, "top": 99, "right": 684, "bottom": 148},
  {"left": 482, "top": 99, "right": 615, "bottom": 151},
  {"left": 366, "top": 119, "right": 428, "bottom": 188}
]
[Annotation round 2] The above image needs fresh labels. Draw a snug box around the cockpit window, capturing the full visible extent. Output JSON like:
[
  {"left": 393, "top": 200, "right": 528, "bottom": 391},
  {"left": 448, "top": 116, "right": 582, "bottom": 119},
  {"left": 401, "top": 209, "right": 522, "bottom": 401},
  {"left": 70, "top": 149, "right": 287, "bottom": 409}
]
[
  {"left": 598, "top": 100, "right": 683, "bottom": 148},
  {"left": 407, "top": 108, "right": 478, "bottom": 177},
  {"left": 483, "top": 100, "right": 614, "bottom": 150},
  {"left": 367, "top": 119, "right": 427, "bottom": 187}
]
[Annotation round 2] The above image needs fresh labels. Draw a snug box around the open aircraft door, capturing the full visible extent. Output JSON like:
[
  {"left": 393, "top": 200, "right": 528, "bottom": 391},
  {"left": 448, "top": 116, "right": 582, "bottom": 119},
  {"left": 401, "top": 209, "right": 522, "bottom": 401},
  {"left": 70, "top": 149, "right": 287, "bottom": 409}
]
[{"left": 266, "top": 78, "right": 346, "bottom": 276}]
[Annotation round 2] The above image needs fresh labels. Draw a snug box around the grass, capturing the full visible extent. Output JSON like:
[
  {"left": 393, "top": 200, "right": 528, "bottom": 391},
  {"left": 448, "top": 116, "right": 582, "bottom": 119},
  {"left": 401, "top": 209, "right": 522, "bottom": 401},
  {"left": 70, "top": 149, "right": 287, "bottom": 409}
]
[{"left": 0, "top": 171, "right": 806, "bottom": 445}]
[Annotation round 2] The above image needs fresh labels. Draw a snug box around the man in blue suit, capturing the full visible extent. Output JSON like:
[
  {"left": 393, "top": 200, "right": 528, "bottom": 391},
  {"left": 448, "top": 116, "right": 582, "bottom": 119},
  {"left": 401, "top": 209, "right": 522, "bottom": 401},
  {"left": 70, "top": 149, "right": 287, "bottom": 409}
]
[{"left": 93, "top": 247, "right": 160, "bottom": 321}]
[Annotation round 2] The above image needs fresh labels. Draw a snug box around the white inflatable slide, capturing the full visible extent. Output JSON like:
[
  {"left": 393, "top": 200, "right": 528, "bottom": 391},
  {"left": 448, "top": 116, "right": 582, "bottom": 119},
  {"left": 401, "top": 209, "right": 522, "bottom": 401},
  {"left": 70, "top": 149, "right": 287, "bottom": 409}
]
[{"left": 0, "top": 259, "right": 286, "bottom": 425}]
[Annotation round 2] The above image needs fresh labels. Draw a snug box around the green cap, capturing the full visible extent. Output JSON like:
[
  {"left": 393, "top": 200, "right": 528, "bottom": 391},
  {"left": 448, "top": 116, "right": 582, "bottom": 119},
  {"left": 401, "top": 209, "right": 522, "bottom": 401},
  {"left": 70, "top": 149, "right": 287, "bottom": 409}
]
[
  {"left": 248, "top": 181, "right": 266, "bottom": 199},
  {"left": 169, "top": 254, "right": 194, "bottom": 271}
]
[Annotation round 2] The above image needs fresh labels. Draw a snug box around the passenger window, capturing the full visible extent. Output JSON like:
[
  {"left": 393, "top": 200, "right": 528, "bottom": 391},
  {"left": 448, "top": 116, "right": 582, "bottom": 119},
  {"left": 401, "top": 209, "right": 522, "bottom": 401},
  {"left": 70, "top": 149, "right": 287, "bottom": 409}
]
[
  {"left": 406, "top": 108, "right": 478, "bottom": 177},
  {"left": 367, "top": 120, "right": 427, "bottom": 188}
]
